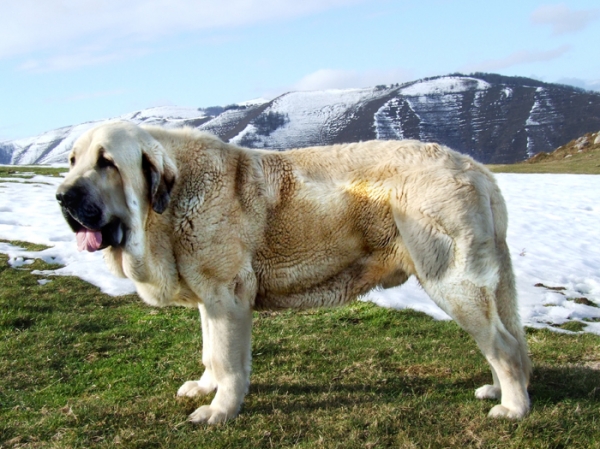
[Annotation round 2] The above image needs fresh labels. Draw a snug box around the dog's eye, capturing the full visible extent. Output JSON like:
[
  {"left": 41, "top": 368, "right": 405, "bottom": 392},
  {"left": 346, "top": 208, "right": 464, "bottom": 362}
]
[{"left": 97, "top": 154, "right": 115, "bottom": 170}]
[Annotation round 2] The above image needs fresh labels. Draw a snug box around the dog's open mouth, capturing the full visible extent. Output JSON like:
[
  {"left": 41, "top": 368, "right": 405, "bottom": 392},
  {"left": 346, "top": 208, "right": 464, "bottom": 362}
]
[
  {"left": 76, "top": 228, "right": 104, "bottom": 252},
  {"left": 75, "top": 220, "right": 125, "bottom": 253},
  {"left": 62, "top": 207, "right": 125, "bottom": 252}
]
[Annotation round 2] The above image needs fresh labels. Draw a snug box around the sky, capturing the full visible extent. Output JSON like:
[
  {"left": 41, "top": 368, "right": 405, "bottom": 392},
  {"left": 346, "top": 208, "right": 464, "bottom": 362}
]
[
  {"left": 1, "top": 171, "right": 599, "bottom": 335},
  {"left": 1, "top": 0, "right": 599, "bottom": 141}
]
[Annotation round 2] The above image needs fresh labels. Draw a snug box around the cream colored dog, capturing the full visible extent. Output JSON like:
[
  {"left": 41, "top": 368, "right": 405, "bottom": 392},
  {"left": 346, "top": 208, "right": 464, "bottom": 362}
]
[{"left": 56, "top": 121, "right": 531, "bottom": 423}]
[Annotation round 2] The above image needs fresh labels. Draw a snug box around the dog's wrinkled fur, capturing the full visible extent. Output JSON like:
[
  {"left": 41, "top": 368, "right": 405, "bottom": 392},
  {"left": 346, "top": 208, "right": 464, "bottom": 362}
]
[{"left": 56, "top": 121, "right": 531, "bottom": 424}]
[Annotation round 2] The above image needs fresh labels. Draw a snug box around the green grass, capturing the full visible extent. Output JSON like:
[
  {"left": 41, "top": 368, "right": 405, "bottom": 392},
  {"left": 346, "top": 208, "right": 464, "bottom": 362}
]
[
  {"left": 488, "top": 134, "right": 600, "bottom": 174},
  {"left": 488, "top": 153, "right": 600, "bottom": 174},
  {"left": 1, "top": 160, "right": 600, "bottom": 447},
  {"left": 0, "top": 165, "right": 66, "bottom": 179},
  {"left": 0, "top": 239, "right": 52, "bottom": 253},
  {"left": 1, "top": 253, "right": 599, "bottom": 448}
]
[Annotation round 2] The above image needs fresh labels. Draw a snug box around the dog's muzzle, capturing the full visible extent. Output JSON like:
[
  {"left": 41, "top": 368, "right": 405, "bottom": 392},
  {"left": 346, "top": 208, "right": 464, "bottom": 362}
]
[{"left": 56, "top": 184, "right": 126, "bottom": 252}]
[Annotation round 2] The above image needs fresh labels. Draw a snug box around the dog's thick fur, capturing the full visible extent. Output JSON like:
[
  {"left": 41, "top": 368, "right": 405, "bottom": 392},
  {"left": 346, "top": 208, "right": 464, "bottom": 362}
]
[{"left": 56, "top": 121, "right": 531, "bottom": 423}]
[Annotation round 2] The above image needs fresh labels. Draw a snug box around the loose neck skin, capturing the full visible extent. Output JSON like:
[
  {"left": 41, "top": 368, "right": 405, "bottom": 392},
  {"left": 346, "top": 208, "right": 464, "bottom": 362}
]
[
  {"left": 103, "top": 137, "right": 182, "bottom": 307},
  {"left": 102, "top": 128, "right": 282, "bottom": 308}
]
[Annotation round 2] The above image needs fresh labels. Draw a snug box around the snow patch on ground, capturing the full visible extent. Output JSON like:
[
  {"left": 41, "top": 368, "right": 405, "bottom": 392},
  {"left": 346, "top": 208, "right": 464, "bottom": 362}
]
[{"left": 1, "top": 170, "right": 599, "bottom": 334}]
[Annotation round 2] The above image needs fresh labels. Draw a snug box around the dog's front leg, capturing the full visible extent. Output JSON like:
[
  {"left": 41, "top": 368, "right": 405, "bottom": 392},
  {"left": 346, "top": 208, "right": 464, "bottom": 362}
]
[
  {"left": 187, "top": 286, "right": 253, "bottom": 424},
  {"left": 177, "top": 303, "right": 218, "bottom": 398}
]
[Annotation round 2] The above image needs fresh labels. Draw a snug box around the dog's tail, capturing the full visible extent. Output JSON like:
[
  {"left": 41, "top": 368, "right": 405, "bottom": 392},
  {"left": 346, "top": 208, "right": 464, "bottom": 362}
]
[{"left": 489, "top": 181, "right": 532, "bottom": 384}]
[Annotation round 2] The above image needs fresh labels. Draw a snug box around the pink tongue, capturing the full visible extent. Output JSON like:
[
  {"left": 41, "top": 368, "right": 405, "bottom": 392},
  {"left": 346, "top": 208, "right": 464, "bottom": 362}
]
[{"left": 76, "top": 229, "right": 103, "bottom": 252}]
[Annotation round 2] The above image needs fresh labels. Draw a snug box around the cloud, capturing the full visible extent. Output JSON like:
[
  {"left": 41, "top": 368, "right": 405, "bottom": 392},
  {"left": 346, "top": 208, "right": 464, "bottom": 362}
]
[
  {"left": 291, "top": 68, "right": 414, "bottom": 91},
  {"left": 462, "top": 45, "right": 571, "bottom": 73},
  {"left": 531, "top": 4, "right": 600, "bottom": 35},
  {"left": 0, "top": 0, "right": 364, "bottom": 66}
]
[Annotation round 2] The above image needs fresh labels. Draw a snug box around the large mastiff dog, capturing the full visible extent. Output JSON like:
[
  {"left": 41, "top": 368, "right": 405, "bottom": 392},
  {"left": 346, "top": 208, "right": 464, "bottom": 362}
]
[{"left": 56, "top": 121, "right": 531, "bottom": 423}]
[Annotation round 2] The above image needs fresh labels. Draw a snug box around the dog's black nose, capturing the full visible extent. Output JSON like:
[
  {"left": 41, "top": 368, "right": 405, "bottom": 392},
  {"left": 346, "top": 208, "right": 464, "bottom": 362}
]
[{"left": 56, "top": 186, "right": 83, "bottom": 208}]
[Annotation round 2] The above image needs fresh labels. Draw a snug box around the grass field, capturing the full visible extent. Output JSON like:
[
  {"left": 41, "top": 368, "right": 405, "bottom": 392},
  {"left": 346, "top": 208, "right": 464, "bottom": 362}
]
[
  {"left": 1, "top": 156, "right": 600, "bottom": 448},
  {"left": 488, "top": 154, "right": 600, "bottom": 174},
  {"left": 0, "top": 166, "right": 66, "bottom": 179},
  {"left": 1, "top": 249, "right": 599, "bottom": 448},
  {"left": 488, "top": 132, "right": 600, "bottom": 175}
]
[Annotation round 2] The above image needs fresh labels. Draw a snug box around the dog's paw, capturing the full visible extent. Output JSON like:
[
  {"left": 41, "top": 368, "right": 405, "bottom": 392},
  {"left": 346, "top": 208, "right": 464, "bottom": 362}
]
[
  {"left": 177, "top": 380, "right": 212, "bottom": 398},
  {"left": 487, "top": 404, "right": 528, "bottom": 420},
  {"left": 475, "top": 384, "right": 501, "bottom": 400},
  {"left": 188, "top": 405, "right": 231, "bottom": 424}
]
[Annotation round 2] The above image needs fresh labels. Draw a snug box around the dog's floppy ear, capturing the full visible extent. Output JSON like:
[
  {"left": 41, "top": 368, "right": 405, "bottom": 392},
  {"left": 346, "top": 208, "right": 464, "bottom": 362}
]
[{"left": 141, "top": 144, "right": 178, "bottom": 214}]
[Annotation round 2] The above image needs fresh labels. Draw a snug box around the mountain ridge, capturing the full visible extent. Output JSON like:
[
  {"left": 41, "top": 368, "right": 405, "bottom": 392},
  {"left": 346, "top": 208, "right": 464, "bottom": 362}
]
[{"left": 2, "top": 73, "right": 600, "bottom": 165}]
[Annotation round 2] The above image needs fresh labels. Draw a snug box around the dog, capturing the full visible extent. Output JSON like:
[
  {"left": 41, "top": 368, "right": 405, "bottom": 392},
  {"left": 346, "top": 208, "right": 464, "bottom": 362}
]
[{"left": 56, "top": 121, "right": 531, "bottom": 424}]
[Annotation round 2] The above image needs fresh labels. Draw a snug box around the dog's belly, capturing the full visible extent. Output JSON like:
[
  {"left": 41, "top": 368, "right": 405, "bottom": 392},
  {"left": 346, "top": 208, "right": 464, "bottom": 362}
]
[
  {"left": 253, "top": 252, "right": 409, "bottom": 310},
  {"left": 254, "top": 229, "right": 363, "bottom": 296},
  {"left": 252, "top": 177, "right": 411, "bottom": 309},
  {"left": 253, "top": 233, "right": 412, "bottom": 310}
]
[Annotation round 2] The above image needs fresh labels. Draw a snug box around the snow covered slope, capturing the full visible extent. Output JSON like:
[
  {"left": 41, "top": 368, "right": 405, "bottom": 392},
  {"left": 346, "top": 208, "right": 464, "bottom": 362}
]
[
  {"left": 2, "top": 74, "right": 600, "bottom": 165},
  {"left": 2, "top": 172, "right": 600, "bottom": 334}
]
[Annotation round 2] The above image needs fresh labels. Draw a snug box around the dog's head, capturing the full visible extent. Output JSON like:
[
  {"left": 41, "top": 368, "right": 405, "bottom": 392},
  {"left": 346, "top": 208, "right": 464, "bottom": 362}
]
[{"left": 56, "top": 121, "right": 177, "bottom": 252}]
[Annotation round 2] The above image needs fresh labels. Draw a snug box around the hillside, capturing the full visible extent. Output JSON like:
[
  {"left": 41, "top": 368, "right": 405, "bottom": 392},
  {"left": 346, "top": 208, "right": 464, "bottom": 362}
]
[
  {"left": 2, "top": 73, "right": 600, "bottom": 165},
  {"left": 489, "top": 130, "right": 600, "bottom": 174}
]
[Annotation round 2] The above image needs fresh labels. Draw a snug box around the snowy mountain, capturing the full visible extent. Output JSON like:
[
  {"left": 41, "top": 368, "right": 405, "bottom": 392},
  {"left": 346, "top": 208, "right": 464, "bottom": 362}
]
[{"left": 3, "top": 73, "right": 600, "bottom": 165}]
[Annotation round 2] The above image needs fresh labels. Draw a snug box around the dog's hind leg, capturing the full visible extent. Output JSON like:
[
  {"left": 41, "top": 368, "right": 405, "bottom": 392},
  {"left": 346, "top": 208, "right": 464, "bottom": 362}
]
[
  {"left": 493, "top": 240, "right": 532, "bottom": 387},
  {"left": 392, "top": 185, "right": 530, "bottom": 418},
  {"left": 473, "top": 241, "right": 532, "bottom": 403},
  {"left": 474, "top": 365, "right": 501, "bottom": 400},
  {"left": 404, "top": 216, "right": 531, "bottom": 418},
  {"left": 423, "top": 274, "right": 530, "bottom": 419},
  {"left": 177, "top": 303, "right": 218, "bottom": 398}
]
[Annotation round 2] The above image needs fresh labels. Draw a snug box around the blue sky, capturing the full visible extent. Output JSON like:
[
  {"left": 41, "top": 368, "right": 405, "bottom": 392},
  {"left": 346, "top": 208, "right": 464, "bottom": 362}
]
[{"left": 1, "top": 0, "right": 599, "bottom": 141}]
